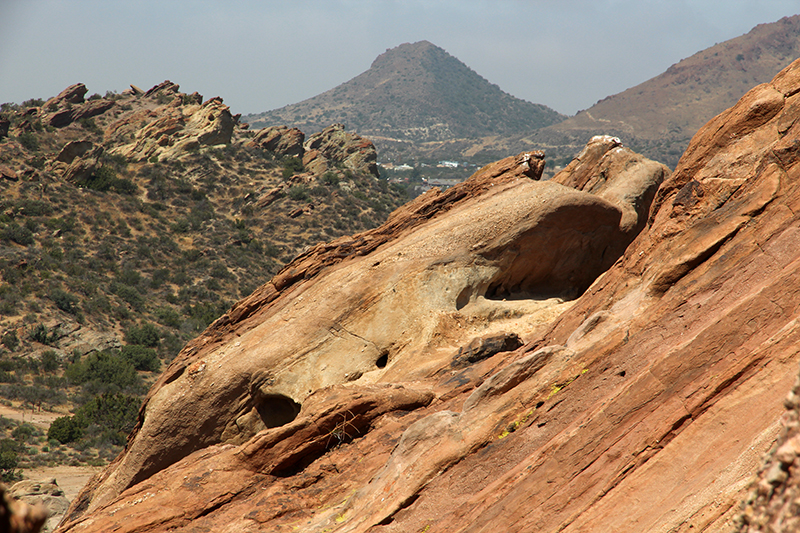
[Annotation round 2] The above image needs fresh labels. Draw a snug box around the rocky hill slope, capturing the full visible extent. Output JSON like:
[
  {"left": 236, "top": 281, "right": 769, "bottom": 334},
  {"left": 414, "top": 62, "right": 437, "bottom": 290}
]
[
  {"left": 523, "top": 14, "right": 800, "bottom": 169},
  {"left": 245, "top": 41, "right": 566, "bottom": 161},
  {"left": 51, "top": 56, "right": 800, "bottom": 533}
]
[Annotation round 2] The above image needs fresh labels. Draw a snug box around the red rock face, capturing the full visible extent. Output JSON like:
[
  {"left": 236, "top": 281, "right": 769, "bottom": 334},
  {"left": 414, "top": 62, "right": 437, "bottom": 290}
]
[{"left": 55, "top": 59, "right": 800, "bottom": 533}]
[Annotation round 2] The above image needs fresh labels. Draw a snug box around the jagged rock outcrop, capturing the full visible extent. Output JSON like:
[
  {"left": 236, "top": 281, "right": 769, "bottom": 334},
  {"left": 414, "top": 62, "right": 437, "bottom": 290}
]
[
  {"left": 56, "top": 135, "right": 667, "bottom": 531},
  {"left": 109, "top": 82, "right": 236, "bottom": 162},
  {"left": 245, "top": 125, "right": 305, "bottom": 157},
  {"left": 302, "top": 124, "right": 379, "bottom": 178}
]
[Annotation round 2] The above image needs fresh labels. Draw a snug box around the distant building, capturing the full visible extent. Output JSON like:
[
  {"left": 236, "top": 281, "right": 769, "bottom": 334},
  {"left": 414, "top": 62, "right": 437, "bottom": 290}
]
[{"left": 437, "top": 160, "right": 459, "bottom": 168}]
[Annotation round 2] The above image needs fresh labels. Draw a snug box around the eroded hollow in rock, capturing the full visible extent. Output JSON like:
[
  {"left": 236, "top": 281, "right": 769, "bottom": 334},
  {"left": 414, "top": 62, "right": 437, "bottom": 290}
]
[
  {"left": 255, "top": 393, "right": 302, "bottom": 428},
  {"left": 376, "top": 351, "right": 389, "bottom": 369}
]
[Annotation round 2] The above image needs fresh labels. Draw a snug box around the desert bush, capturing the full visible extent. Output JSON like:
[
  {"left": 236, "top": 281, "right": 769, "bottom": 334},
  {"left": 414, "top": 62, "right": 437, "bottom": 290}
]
[
  {"left": 0, "top": 438, "right": 21, "bottom": 482},
  {"left": 47, "top": 416, "right": 83, "bottom": 445},
  {"left": 29, "top": 324, "right": 58, "bottom": 345},
  {"left": 17, "top": 132, "right": 39, "bottom": 152},
  {"left": 281, "top": 156, "right": 304, "bottom": 179},
  {"left": 77, "top": 166, "right": 138, "bottom": 195},
  {"left": 0, "top": 223, "right": 34, "bottom": 246},
  {"left": 1, "top": 331, "right": 18, "bottom": 352},
  {"left": 124, "top": 322, "right": 160, "bottom": 348},
  {"left": 48, "top": 393, "right": 139, "bottom": 448},
  {"left": 118, "top": 345, "right": 159, "bottom": 372},
  {"left": 65, "top": 351, "right": 143, "bottom": 395},
  {"left": 49, "top": 288, "right": 80, "bottom": 315}
]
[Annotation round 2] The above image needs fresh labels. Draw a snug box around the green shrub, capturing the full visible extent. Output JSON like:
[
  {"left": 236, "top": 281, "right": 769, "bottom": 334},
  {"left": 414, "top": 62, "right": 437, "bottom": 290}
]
[
  {"left": 0, "top": 223, "right": 34, "bottom": 246},
  {"left": 0, "top": 438, "right": 21, "bottom": 481},
  {"left": 281, "top": 157, "right": 304, "bottom": 179},
  {"left": 154, "top": 306, "right": 181, "bottom": 329},
  {"left": 321, "top": 171, "right": 339, "bottom": 186},
  {"left": 17, "top": 132, "right": 39, "bottom": 152},
  {"left": 49, "top": 393, "right": 139, "bottom": 448},
  {"left": 29, "top": 324, "right": 58, "bottom": 345},
  {"left": 77, "top": 166, "right": 138, "bottom": 195},
  {"left": 124, "top": 323, "right": 160, "bottom": 347},
  {"left": 287, "top": 185, "right": 309, "bottom": 202},
  {"left": 40, "top": 350, "right": 60, "bottom": 373},
  {"left": 48, "top": 416, "right": 83, "bottom": 444},
  {"left": 65, "top": 351, "right": 143, "bottom": 394},
  {"left": 49, "top": 288, "right": 80, "bottom": 315},
  {"left": 1, "top": 331, "right": 18, "bottom": 352},
  {"left": 119, "top": 345, "right": 159, "bottom": 372}
]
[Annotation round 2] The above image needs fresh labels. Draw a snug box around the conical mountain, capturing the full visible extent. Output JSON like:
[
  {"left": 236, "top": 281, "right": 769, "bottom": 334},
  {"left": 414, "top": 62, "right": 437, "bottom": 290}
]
[{"left": 245, "top": 41, "right": 566, "bottom": 145}]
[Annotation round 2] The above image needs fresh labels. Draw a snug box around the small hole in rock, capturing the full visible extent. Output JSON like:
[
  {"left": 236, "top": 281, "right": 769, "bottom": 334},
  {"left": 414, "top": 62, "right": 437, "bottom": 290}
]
[
  {"left": 376, "top": 351, "right": 388, "bottom": 369},
  {"left": 256, "top": 394, "right": 301, "bottom": 428},
  {"left": 618, "top": 370, "right": 626, "bottom": 377},
  {"left": 455, "top": 286, "right": 471, "bottom": 310},
  {"left": 535, "top": 401, "right": 544, "bottom": 409}
]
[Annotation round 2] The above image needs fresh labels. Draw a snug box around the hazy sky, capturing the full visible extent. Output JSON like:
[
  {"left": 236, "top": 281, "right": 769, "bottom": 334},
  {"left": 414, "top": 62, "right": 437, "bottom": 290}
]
[{"left": 1, "top": 1, "right": 798, "bottom": 116}]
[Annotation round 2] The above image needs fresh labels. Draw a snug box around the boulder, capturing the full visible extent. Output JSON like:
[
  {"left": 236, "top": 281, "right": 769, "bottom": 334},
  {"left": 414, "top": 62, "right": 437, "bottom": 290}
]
[
  {"left": 59, "top": 135, "right": 667, "bottom": 530},
  {"left": 55, "top": 141, "right": 94, "bottom": 164},
  {"left": 62, "top": 145, "right": 103, "bottom": 184},
  {"left": 0, "top": 165, "right": 18, "bottom": 181},
  {"left": 43, "top": 84, "right": 87, "bottom": 111},
  {"left": 0, "top": 483, "right": 46, "bottom": 533},
  {"left": 246, "top": 125, "right": 305, "bottom": 157},
  {"left": 8, "top": 479, "right": 69, "bottom": 533}
]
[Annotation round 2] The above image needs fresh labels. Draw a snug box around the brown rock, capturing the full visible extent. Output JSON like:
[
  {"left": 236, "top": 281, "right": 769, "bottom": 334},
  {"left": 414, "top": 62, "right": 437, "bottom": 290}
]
[
  {"left": 47, "top": 99, "right": 115, "bottom": 128},
  {"left": 303, "top": 123, "right": 380, "bottom": 178},
  {"left": 58, "top": 135, "right": 666, "bottom": 530},
  {"left": 8, "top": 479, "right": 69, "bottom": 533},
  {"left": 43, "top": 83, "right": 87, "bottom": 111},
  {"left": 246, "top": 125, "right": 305, "bottom": 157},
  {"left": 110, "top": 95, "right": 234, "bottom": 161},
  {"left": 0, "top": 165, "right": 18, "bottom": 181},
  {"left": 143, "top": 80, "right": 180, "bottom": 97},
  {"left": 0, "top": 483, "right": 46, "bottom": 533},
  {"left": 62, "top": 145, "right": 103, "bottom": 184},
  {"left": 0, "top": 117, "right": 10, "bottom": 139},
  {"left": 55, "top": 141, "right": 94, "bottom": 164}
]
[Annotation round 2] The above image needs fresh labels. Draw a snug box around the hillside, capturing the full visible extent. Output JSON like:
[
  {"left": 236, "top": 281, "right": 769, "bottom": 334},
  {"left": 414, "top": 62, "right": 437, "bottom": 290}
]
[
  {"left": 244, "top": 19, "right": 800, "bottom": 172},
  {"left": 523, "top": 14, "right": 800, "bottom": 169},
  {"left": 245, "top": 41, "right": 566, "bottom": 160},
  {"left": 0, "top": 81, "right": 407, "bottom": 474}
]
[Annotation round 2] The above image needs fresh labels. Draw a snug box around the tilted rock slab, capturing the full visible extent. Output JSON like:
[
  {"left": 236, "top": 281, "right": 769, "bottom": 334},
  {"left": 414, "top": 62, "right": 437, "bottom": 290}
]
[{"left": 57, "top": 135, "right": 667, "bottom": 532}]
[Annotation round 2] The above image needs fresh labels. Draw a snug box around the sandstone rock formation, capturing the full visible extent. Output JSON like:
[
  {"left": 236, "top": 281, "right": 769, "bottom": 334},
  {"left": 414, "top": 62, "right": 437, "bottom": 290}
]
[
  {"left": 51, "top": 58, "right": 800, "bottom": 533},
  {"left": 302, "top": 123, "right": 379, "bottom": 178},
  {"left": 8, "top": 480, "right": 69, "bottom": 533},
  {"left": 0, "top": 483, "right": 46, "bottom": 533},
  {"left": 108, "top": 82, "right": 236, "bottom": 162},
  {"left": 245, "top": 125, "right": 305, "bottom": 157},
  {"left": 56, "top": 132, "right": 667, "bottom": 530},
  {"left": 737, "top": 364, "right": 800, "bottom": 532}
]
